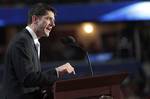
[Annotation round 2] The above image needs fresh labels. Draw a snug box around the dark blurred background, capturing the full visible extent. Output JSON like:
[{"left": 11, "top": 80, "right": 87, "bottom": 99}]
[{"left": 1, "top": 0, "right": 150, "bottom": 98}]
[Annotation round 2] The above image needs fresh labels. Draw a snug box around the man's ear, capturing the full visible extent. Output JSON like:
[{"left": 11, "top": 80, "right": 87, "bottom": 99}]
[{"left": 31, "top": 15, "right": 39, "bottom": 24}]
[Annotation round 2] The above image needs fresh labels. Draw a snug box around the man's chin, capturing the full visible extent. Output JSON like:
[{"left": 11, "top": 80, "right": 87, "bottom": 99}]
[{"left": 44, "top": 32, "right": 50, "bottom": 37}]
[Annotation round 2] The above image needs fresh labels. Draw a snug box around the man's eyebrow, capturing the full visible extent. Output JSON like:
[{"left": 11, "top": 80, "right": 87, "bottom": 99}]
[{"left": 50, "top": 17, "right": 55, "bottom": 21}]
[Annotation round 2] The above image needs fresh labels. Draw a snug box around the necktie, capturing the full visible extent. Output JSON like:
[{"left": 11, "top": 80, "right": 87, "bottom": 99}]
[{"left": 35, "top": 40, "right": 40, "bottom": 59}]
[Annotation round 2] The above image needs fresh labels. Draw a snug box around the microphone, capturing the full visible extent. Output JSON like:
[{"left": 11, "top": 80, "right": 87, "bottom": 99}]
[
  {"left": 61, "top": 36, "right": 94, "bottom": 76},
  {"left": 61, "top": 36, "right": 76, "bottom": 46}
]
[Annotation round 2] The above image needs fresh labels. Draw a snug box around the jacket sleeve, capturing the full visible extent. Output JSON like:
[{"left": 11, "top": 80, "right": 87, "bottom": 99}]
[{"left": 11, "top": 37, "right": 58, "bottom": 88}]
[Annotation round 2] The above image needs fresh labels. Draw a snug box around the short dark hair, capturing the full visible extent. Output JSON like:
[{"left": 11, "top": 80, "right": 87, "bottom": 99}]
[{"left": 28, "top": 3, "right": 56, "bottom": 24}]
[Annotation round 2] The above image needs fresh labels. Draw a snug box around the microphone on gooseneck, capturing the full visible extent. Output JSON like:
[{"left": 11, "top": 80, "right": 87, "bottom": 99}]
[
  {"left": 85, "top": 51, "right": 94, "bottom": 76},
  {"left": 61, "top": 36, "right": 94, "bottom": 77}
]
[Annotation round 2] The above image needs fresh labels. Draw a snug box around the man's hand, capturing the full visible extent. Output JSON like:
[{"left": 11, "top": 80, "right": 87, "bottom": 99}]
[{"left": 55, "top": 63, "right": 75, "bottom": 77}]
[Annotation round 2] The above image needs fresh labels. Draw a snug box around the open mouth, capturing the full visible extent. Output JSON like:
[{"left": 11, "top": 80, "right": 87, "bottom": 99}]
[
  {"left": 46, "top": 27, "right": 51, "bottom": 31},
  {"left": 46, "top": 25, "right": 53, "bottom": 30}
]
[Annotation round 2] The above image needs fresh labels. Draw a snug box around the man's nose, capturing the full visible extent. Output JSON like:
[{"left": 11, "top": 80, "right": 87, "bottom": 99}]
[
  {"left": 50, "top": 21, "right": 55, "bottom": 27},
  {"left": 52, "top": 22, "right": 55, "bottom": 27}
]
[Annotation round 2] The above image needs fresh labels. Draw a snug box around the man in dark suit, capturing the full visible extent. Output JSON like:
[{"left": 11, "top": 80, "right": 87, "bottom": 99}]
[{"left": 2, "top": 3, "right": 75, "bottom": 99}]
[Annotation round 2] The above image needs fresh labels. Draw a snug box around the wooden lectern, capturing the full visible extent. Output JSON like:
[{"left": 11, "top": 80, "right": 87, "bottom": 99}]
[{"left": 53, "top": 73, "right": 128, "bottom": 99}]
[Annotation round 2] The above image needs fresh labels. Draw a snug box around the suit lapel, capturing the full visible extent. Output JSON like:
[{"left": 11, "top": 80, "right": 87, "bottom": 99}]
[
  {"left": 24, "top": 29, "right": 39, "bottom": 57},
  {"left": 23, "top": 29, "right": 41, "bottom": 71}
]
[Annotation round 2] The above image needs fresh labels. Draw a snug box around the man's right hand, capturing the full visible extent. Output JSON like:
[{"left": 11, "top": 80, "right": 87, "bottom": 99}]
[{"left": 55, "top": 63, "right": 75, "bottom": 77}]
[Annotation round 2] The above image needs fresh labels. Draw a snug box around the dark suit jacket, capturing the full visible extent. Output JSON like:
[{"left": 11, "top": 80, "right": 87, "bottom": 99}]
[{"left": 2, "top": 29, "right": 58, "bottom": 99}]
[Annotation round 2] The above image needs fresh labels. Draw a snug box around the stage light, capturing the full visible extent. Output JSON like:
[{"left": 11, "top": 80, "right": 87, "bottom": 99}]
[
  {"left": 82, "top": 23, "right": 94, "bottom": 34},
  {"left": 100, "top": 2, "right": 150, "bottom": 21}
]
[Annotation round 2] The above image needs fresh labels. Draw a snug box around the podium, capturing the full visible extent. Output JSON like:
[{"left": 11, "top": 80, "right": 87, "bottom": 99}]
[{"left": 53, "top": 73, "right": 128, "bottom": 99}]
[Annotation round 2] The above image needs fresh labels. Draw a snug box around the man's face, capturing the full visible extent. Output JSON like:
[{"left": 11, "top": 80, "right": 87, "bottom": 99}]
[{"left": 36, "top": 11, "right": 55, "bottom": 37}]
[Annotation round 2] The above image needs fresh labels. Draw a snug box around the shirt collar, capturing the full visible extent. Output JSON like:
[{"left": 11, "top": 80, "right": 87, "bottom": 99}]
[{"left": 26, "top": 26, "right": 39, "bottom": 44}]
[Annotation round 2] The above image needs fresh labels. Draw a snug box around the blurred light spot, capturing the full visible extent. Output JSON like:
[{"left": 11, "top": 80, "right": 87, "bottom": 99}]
[
  {"left": 82, "top": 23, "right": 94, "bottom": 34},
  {"left": 89, "top": 53, "right": 112, "bottom": 62},
  {"left": 0, "top": 19, "right": 5, "bottom": 27},
  {"left": 100, "top": 2, "right": 150, "bottom": 21}
]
